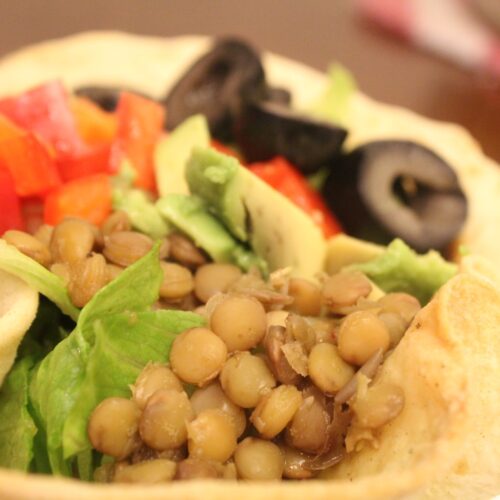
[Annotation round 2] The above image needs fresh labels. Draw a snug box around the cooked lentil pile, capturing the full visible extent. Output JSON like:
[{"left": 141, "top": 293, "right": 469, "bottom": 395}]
[{"left": 2, "top": 212, "right": 421, "bottom": 483}]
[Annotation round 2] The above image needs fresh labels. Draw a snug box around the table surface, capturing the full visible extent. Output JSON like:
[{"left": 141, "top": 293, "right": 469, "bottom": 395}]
[{"left": 1, "top": 0, "right": 499, "bottom": 162}]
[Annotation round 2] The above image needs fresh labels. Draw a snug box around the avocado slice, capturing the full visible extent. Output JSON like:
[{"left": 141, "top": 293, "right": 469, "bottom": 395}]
[
  {"left": 154, "top": 115, "right": 210, "bottom": 196},
  {"left": 325, "top": 234, "right": 384, "bottom": 274},
  {"left": 186, "top": 147, "right": 326, "bottom": 278},
  {"left": 156, "top": 194, "right": 267, "bottom": 273},
  {"left": 113, "top": 188, "right": 169, "bottom": 239}
]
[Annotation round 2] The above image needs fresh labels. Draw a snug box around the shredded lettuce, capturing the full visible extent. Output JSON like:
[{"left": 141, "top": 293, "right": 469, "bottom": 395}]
[
  {"left": 29, "top": 243, "right": 164, "bottom": 475},
  {"left": 0, "top": 240, "right": 79, "bottom": 321},
  {"left": 308, "top": 63, "right": 357, "bottom": 126},
  {"left": 352, "top": 239, "right": 457, "bottom": 304},
  {"left": 62, "top": 309, "right": 204, "bottom": 460},
  {"left": 0, "top": 356, "right": 37, "bottom": 471}
]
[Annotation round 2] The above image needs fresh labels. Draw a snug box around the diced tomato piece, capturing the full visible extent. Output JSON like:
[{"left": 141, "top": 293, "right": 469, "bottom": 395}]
[
  {"left": 57, "top": 144, "right": 111, "bottom": 182},
  {"left": 248, "top": 157, "right": 342, "bottom": 238},
  {"left": 0, "top": 168, "right": 24, "bottom": 234},
  {"left": 110, "top": 92, "right": 165, "bottom": 191},
  {"left": 44, "top": 174, "right": 112, "bottom": 226},
  {"left": 0, "top": 80, "right": 85, "bottom": 156},
  {"left": 0, "top": 115, "right": 61, "bottom": 197},
  {"left": 21, "top": 197, "right": 45, "bottom": 235},
  {"left": 210, "top": 140, "right": 245, "bottom": 164},
  {"left": 70, "top": 96, "right": 117, "bottom": 146}
]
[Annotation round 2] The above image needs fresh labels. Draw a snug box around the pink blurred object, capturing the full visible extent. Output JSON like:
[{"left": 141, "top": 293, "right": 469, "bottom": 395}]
[{"left": 357, "top": 0, "right": 500, "bottom": 79}]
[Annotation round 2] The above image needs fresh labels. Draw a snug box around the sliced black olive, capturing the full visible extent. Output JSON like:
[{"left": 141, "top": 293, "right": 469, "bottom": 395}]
[
  {"left": 235, "top": 100, "right": 348, "bottom": 174},
  {"left": 164, "top": 38, "right": 266, "bottom": 141},
  {"left": 74, "top": 86, "right": 154, "bottom": 112},
  {"left": 265, "top": 86, "right": 292, "bottom": 106},
  {"left": 322, "top": 140, "right": 468, "bottom": 252}
]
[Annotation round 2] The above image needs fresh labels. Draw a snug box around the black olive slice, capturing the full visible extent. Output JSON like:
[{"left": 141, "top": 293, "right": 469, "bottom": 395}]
[
  {"left": 235, "top": 100, "right": 348, "bottom": 174},
  {"left": 265, "top": 87, "right": 292, "bottom": 106},
  {"left": 163, "top": 38, "right": 266, "bottom": 141},
  {"left": 74, "top": 86, "right": 154, "bottom": 112},
  {"left": 322, "top": 141, "right": 468, "bottom": 252}
]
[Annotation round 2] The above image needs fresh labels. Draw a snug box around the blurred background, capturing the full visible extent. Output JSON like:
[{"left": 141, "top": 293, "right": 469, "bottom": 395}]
[{"left": 1, "top": 0, "right": 499, "bottom": 162}]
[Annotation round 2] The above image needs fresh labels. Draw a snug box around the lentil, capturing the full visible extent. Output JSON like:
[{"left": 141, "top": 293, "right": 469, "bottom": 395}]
[
  {"left": 308, "top": 343, "right": 355, "bottom": 394},
  {"left": 113, "top": 459, "right": 176, "bottom": 483},
  {"left": 68, "top": 253, "right": 108, "bottom": 307},
  {"left": 287, "top": 277, "right": 322, "bottom": 316},
  {"left": 103, "top": 231, "right": 153, "bottom": 267},
  {"left": 159, "top": 262, "right": 194, "bottom": 300},
  {"left": 210, "top": 294, "right": 267, "bottom": 351},
  {"left": 190, "top": 382, "right": 246, "bottom": 437},
  {"left": 50, "top": 218, "right": 95, "bottom": 264},
  {"left": 220, "top": 352, "right": 276, "bottom": 408},
  {"left": 234, "top": 438, "right": 284, "bottom": 480},
  {"left": 3, "top": 230, "right": 52, "bottom": 267},
  {"left": 139, "top": 389, "right": 193, "bottom": 450},
  {"left": 168, "top": 232, "right": 208, "bottom": 268},
  {"left": 322, "top": 271, "right": 372, "bottom": 311},
  {"left": 187, "top": 409, "right": 237, "bottom": 462},
  {"left": 170, "top": 327, "right": 227, "bottom": 386},
  {"left": 88, "top": 397, "right": 140, "bottom": 459},
  {"left": 337, "top": 310, "right": 391, "bottom": 365},
  {"left": 132, "top": 363, "right": 183, "bottom": 409},
  {"left": 194, "top": 263, "right": 242, "bottom": 303}
]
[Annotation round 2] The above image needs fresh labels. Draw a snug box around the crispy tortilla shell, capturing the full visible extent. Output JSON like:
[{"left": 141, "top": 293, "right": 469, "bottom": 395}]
[
  {"left": 0, "top": 270, "right": 38, "bottom": 386},
  {"left": 0, "top": 33, "right": 499, "bottom": 499}
]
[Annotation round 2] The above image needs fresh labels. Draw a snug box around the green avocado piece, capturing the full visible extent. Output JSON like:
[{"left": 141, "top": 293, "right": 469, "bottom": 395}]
[
  {"left": 185, "top": 147, "right": 246, "bottom": 240},
  {"left": 325, "top": 234, "right": 384, "bottom": 274},
  {"left": 351, "top": 239, "right": 457, "bottom": 304},
  {"left": 186, "top": 147, "right": 326, "bottom": 279},
  {"left": 154, "top": 115, "right": 210, "bottom": 196},
  {"left": 156, "top": 194, "right": 267, "bottom": 273},
  {"left": 113, "top": 188, "right": 169, "bottom": 239}
]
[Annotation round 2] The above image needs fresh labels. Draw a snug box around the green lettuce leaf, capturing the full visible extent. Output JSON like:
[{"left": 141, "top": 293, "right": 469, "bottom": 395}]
[
  {"left": 0, "top": 240, "right": 79, "bottom": 321},
  {"left": 352, "top": 239, "right": 457, "bottom": 304},
  {"left": 30, "top": 243, "right": 163, "bottom": 475},
  {"left": 308, "top": 63, "right": 357, "bottom": 126},
  {"left": 18, "top": 298, "right": 71, "bottom": 360},
  {"left": 0, "top": 356, "right": 37, "bottom": 471},
  {"left": 63, "top": 310, "right": 204, "bottom": 460}
]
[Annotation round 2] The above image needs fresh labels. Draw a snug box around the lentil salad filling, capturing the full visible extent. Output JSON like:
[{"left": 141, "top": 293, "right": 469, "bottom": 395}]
[{"left": 2, "top": 210, "right": 420, "bottom": 483}]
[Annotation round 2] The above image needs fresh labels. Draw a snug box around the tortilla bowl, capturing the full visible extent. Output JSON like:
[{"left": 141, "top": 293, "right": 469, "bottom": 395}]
[{"left": 0, "top": 32, "right": 499, "bottom": 499}]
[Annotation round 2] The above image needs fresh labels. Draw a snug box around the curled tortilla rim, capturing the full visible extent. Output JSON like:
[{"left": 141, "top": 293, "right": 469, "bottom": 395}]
[
  {"left": 0, "top": 32, "right": 498, "bottom": 499},
  {"left": 0, "top": 269, "right": 38, "bottom": 386}
]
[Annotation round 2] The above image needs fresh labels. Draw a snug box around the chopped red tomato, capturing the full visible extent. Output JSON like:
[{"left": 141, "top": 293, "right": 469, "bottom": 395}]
[
  {"left": 248, "top": 157, "right": 342, "bottom": 238},
  {"left": 0, "top": 115, "right": 61, "bottom": 197},
  {"left": 44, "top": 174, "right": 112, "bottom": 226},
  {"left": 0, "top": 81, "right": 85, "bottom": 156},
  {"left": 210, "top": 139, "right": 245, "bottom": 164},
  {"left": 57, "top": 144, "right": 111, "bottom": 182},
  {"left": 70, "top": 96, "right": 117, "bottom": 146},
  {"left": 21, "top": 197, "right": 45, "bottom": 234},
  {"left": 0, "top": 168, "right": 24, "bottom": 234},
  {"left": 110, "top": 92, "right": 164, "bottom": 191}
]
